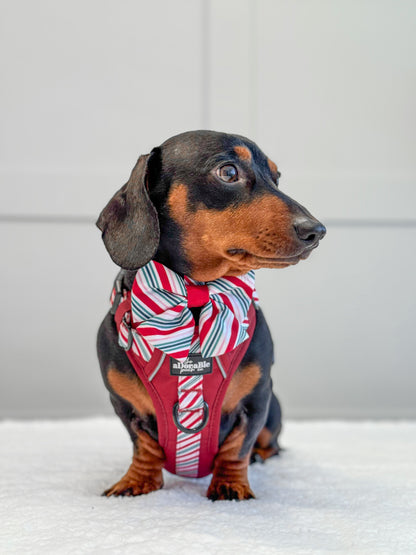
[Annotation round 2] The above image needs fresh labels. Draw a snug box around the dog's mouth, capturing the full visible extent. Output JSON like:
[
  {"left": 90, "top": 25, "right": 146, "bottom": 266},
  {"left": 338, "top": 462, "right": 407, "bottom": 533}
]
[{"left": 226, "top": 247, "right": 316, "bottom": 268}]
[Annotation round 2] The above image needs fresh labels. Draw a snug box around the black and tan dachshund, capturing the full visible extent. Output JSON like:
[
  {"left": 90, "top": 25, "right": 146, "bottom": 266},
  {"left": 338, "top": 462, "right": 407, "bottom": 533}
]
[{"left": 97, "top": 130, "right": 325, "bottom": 501}]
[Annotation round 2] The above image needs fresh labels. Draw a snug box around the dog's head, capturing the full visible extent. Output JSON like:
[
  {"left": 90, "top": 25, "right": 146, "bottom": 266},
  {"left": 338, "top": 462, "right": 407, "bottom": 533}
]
[{"left": 97, "top": 130, "right": 326, "bottom": 281}]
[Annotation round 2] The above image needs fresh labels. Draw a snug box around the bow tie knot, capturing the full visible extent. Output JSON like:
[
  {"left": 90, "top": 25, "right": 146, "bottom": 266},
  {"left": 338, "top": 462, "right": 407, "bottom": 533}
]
[{"left": 185, "top": 283, "right": 210, "bottom": 307}]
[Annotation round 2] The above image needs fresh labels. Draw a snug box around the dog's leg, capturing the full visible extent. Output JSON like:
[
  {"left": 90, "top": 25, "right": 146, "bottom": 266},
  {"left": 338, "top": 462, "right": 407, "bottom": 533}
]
[
  {"left": 208, "top": 363, "right": 274, "bottom": 501},
  {"left": 207, "top": 415, "right": 255, "bottom": 501},
  {"left": 98, "top": 315, "right": 165, "bottom": 496},
  {"left": 102, "top": 382, "right": 165, "bottom": 497},
  {"left": 251, "top": 392, "right": 282, "bottom": 462},
  {"left": 104, "top": 427, "right": 165, "bottom": 497}
]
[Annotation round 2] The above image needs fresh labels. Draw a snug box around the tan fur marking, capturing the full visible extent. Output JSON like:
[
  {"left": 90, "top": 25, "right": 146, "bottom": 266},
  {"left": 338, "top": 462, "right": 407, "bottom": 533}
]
[
  {"left": 108, "top": 368, "right": 155, "bottom": 415},
  {"left": 256, "top": 426, "right": 272, "bottom": 448},
  {"left": 222, "top": 363, "right": 261, "bottom": 413},
  {"left": 104, "top": 429, "right": 165, "bottom": 496},
  {"left": 268, "top": 158, "right": 278, "bottom": 175},
  {"left": 234, "top": 145, "right": 252, "bottom": 161},
  {"left": 168, "top": 183, "right": 294, "bottom": 281},
  {"left": 207, "top": 422, "right": 254, "bottom": 500},
  {"left": 252, "top": 426, "right": 279, "bottom": 461},
  {"left": 167, "top": 183, "right": 189, "bottom": 224}
]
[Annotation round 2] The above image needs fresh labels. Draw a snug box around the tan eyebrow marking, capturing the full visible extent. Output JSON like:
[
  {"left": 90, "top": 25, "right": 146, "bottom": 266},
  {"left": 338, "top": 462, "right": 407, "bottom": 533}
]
[{"left": 234, "top": 146, "right": 252, "bottom": 162}]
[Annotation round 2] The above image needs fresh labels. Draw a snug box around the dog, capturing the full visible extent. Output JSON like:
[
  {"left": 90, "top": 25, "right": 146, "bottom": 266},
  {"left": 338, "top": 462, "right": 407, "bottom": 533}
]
[{"left": 97, "top": 130, "right": 325, "bottom": 501}]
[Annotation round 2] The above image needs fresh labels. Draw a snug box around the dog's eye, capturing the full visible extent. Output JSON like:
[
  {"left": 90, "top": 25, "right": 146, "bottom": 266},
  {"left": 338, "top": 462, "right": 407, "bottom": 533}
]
[{"left": 217, "top": 164, "right": 238, "bottom": 183}]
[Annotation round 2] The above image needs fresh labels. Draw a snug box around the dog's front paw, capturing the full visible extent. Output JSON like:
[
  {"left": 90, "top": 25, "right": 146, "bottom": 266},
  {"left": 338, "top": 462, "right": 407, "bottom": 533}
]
[
  {"left": 207, "top": 480, "right": 255, "bottom": 501},
  {"left": 103, "top": 475, "right": 163, "bottom": 497}
]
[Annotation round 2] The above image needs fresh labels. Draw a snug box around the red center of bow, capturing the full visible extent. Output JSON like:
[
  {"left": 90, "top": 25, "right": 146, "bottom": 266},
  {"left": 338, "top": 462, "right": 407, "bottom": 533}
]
[{"left": 185, "top": 284, "right": 210, "bottom": 307}]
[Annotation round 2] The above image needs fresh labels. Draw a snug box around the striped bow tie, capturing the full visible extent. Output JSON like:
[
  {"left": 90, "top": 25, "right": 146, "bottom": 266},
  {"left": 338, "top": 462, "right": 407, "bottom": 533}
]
[{"left": 118, "top": 260, "right": 256, "bottom": 362}]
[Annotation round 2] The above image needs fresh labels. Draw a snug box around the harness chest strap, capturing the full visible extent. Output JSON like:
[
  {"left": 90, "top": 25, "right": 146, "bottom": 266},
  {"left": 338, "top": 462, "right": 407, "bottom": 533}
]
[{"left": 114, "top": 293, "right": 256, "bottom": 478}]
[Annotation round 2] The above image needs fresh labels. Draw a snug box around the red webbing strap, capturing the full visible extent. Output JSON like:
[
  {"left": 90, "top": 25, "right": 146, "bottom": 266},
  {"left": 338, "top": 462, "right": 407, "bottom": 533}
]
[{"left": 114, "top": 291, "right": 131, "bottom": 330}]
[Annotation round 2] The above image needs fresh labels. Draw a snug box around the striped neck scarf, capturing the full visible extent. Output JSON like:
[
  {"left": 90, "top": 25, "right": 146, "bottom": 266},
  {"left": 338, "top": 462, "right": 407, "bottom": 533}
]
[{"left": 120, "top": 260, "right": 256, "bottom": 362}]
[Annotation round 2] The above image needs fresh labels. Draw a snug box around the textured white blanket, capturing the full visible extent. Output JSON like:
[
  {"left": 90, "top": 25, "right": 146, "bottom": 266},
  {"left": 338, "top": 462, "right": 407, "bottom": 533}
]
[{"left": 1, "top": 419, "right": 415, "bottom": 554}]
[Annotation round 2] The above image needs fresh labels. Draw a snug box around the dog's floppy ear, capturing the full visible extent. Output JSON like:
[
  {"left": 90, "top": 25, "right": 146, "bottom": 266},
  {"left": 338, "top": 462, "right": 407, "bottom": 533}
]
[{"left": 96, "top": 152, "right": 160, "bottom": 270}]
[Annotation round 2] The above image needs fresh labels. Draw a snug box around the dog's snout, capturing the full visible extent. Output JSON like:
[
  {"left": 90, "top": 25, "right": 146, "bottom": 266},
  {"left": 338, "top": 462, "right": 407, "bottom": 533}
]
[{"left": 294, "top": 218, "right": 326, "bottom": 246}]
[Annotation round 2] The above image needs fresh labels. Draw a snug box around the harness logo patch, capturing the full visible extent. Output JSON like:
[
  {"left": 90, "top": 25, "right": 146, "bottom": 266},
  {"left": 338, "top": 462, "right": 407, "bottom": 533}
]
[{"left": 170, "top": 355, "right": 213, "bottom": 376}]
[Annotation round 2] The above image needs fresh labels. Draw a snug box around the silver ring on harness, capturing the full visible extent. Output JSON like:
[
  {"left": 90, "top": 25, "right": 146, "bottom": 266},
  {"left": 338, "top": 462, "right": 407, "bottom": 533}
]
[
  {"left": 121, "top": 315, "right": 133, "bottom": 351},
  {"left": 172, "top": 401, "right": 209, "bottom": 434},
  {"left": 110, "top": 275, "right": 124, "bottom": 315}
]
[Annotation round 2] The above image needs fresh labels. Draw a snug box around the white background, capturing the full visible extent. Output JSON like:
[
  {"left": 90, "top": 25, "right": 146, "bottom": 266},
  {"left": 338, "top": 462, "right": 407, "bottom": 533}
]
[{"left": 1, "top": 0, "right": 415, "bottom": 418}]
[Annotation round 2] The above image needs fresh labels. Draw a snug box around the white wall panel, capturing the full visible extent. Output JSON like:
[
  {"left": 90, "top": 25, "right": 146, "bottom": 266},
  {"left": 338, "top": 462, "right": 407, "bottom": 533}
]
[
  {"left": 0, "top": 0, "right": 203, "bottom": 217},
  {"left": 208, "top": 0, "right": 255, "bottom": 136},
  {"left": 257, "top": 225, "right": 416, "bottom": 418},
  {"left": 1, "top": 223, "right": 415, "bottom": 419},
  {"left": 1, "top": 0, "right": 415, "bottom": 420},
  {"left": 256, "top": 0, "right": 416, "bottom": 220},
  {"left": 0, "top": 222, "right": 116, "bottom": 417}
]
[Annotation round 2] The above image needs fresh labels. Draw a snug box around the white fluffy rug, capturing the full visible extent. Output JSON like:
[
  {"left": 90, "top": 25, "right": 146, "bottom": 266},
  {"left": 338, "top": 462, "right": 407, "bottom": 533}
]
[{"left": 1, "top": 419, "right": 415, "bottom": 554}]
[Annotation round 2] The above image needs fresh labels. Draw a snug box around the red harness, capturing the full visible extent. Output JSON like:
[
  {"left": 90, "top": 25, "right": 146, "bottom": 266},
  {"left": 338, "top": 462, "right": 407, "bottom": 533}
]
[{"left": 113, "top": 291, "right": 256, "bottom": 478}]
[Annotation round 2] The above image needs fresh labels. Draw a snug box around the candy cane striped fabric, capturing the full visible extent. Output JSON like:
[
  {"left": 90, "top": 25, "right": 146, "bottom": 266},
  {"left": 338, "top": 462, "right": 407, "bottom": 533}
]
[
  {"left": 124, "top": 260, "right": 256, "bottom": 362},
  {"left": 175, "top": 374, "right": 204, "bottom": 477}
]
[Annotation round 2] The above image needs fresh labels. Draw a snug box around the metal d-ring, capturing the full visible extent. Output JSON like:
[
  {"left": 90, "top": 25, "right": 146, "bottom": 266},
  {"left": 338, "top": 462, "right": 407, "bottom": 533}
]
[
  {"left": 173, "top": 402, "right": 209, "bottom": 434},
  {"left": 110, "top": 271, "right": 125, "bottom": 315},
  {"left": 121, "top": 315, "right": 133, "bottom": 351}
]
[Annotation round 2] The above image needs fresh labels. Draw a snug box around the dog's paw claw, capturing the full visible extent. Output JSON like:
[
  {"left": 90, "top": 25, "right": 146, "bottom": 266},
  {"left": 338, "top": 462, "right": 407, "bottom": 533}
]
[
  {"left": 103, "top": 477, "right": 163, "bottom": 497},
  {"left": 207, "top": 481, "right": 255, "bottom": 501}
]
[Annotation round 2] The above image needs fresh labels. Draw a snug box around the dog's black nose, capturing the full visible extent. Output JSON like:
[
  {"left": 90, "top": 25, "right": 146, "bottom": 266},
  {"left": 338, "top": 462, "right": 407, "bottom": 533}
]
[{"left": 294, "top": 219, "right": 326, "bottom": 245}]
